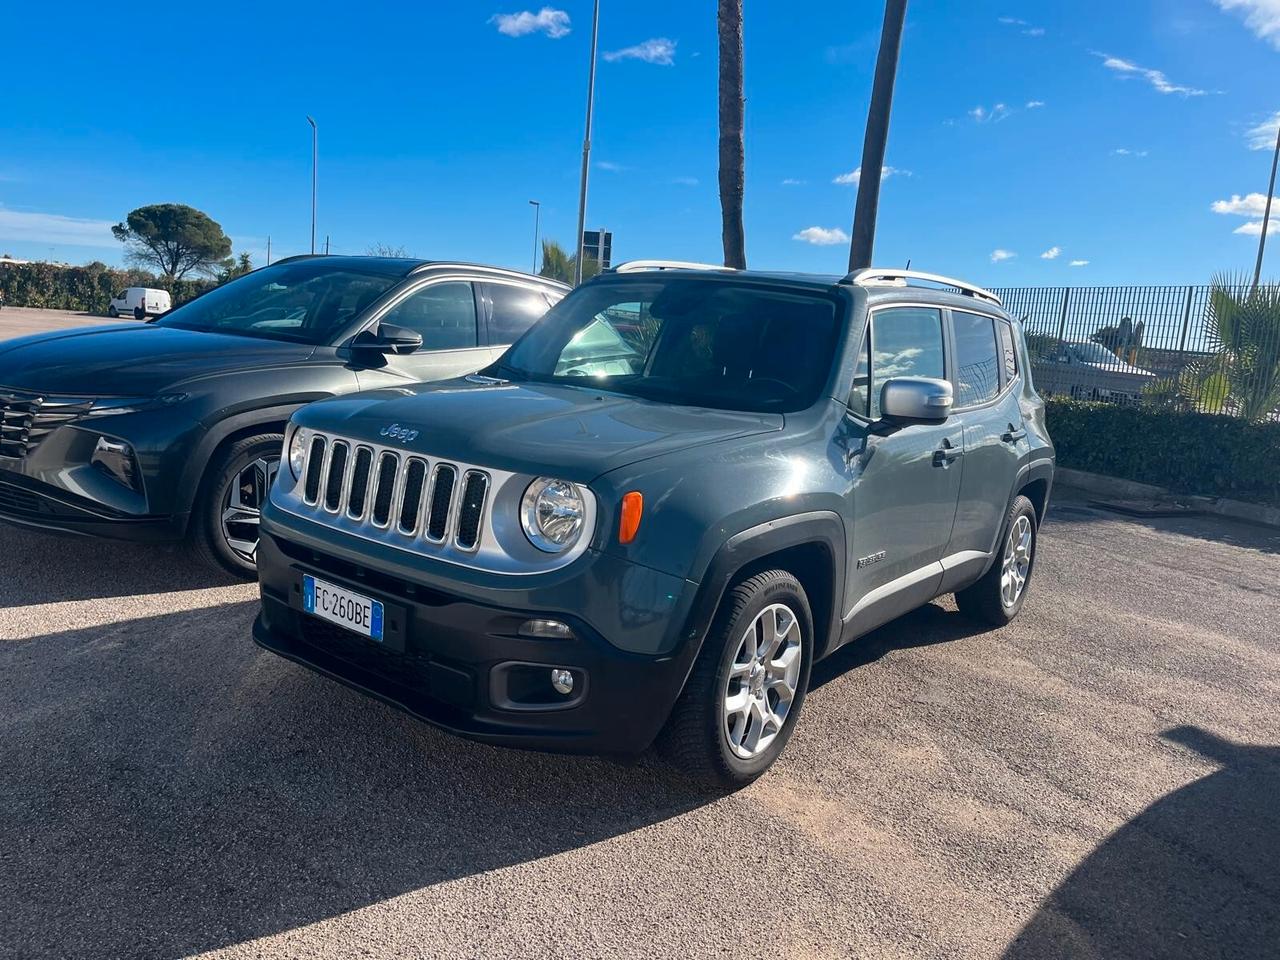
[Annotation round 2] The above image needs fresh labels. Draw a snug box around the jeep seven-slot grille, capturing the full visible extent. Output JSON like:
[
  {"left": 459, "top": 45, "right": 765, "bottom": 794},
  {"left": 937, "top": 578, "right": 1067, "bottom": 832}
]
[
  {"left": 299, "top": 433, "right": 489, "bottom": 552},
  {"left": 0, "top": 390, "right": 93, "bottom": 460}
]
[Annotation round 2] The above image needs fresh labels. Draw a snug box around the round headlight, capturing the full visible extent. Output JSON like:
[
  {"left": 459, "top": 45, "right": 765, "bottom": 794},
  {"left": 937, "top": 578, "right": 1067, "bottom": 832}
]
[
  {"left": 287, "top": 427, "right": 310, "bottom": 479},
  {"left": 521, "top": 478, "right": 586, "bottom": 553}
]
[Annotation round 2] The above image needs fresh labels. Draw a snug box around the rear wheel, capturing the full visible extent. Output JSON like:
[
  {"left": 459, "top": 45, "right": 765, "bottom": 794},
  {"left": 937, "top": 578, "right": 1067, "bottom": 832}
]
[
  {"left": 107, "top": 306, "right": 118, "bottom": 318},
  {"left": 658, "top": 569, "right": 813, "bottom": 788},
  {"left": 955, "top": 494, "right": 1038, "bottom": 626},
  {"left": 188, "top": 433, "right": 283, "bottom": 579}
]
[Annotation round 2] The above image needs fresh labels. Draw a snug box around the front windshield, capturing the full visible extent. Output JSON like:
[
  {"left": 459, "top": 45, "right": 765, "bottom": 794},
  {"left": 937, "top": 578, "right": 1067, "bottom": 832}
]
[
  {"left": 495, "top": 278, "right": 842, "bottom": 413},
  {"left": 1070, "top": 342, "right": 1122, "bottom": 364},
  {"left": 154, "top": 260, "right": 402, "bottom": 344}
]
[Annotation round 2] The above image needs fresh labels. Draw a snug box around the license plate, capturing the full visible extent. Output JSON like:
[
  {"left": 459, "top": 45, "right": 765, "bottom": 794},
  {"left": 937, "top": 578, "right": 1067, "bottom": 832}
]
[{"left": 302, "top": 574, "right": 384, "bottom": 642}]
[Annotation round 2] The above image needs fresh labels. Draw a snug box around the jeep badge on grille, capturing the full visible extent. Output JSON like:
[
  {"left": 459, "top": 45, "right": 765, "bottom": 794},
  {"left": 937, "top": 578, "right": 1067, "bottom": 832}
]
[{"left": 379, "top": 424, "right": 419, "bottom": 443}]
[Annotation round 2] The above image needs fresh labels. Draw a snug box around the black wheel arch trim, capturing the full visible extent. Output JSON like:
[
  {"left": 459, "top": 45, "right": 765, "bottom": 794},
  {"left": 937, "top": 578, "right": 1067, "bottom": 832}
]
[
  {"left": 678, "top": 511, "right": 846, "bottom": 669},
  {"left": 172, "top": 400, "right": 320, "bottom": 531}
]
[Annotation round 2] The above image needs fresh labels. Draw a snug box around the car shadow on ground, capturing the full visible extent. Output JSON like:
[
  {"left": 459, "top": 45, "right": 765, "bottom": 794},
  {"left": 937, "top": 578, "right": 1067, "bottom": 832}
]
[
  {"left": 1003, "top": 726, "right": 1280, "bottom": 959},
  {"left": 0, "top": 525, "right": 238, "bottom": 605},
  {"left": 1, "top": 600, "right": 720, "bottom": 959}
]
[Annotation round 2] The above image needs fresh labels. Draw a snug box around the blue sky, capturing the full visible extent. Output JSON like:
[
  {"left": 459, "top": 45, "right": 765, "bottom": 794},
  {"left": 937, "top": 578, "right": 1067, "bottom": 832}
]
[{"left": 2, "top": 0, "right": 1278, "bottom": 285}]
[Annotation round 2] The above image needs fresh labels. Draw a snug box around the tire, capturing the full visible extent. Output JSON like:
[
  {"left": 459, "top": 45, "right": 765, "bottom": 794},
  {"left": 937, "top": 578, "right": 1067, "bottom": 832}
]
[
  {"left": 187, "top": 432, "right": 283, "bottom": 579},
  {"left": 657, "top": 569, "right": 814, "bottom": 789},
  {"left": 107, "top": 306, "right": 118, "bottom": 318},
  {"left": 955, "top": 494, "right": 1038, "bottom": 626}
]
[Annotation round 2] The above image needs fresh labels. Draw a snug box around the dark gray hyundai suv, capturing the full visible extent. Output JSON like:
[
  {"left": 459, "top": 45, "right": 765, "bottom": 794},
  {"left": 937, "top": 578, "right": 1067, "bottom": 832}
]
[
  {"left": 0, "top": 255, "right": 565, "bottom": 576},
  {"left": 253, "top": 263, "right": 1055, "bottom": 785}
]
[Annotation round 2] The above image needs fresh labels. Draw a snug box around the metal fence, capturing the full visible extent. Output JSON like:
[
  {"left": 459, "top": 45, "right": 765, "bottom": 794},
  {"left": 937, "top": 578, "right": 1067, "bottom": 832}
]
[{"left": 990, "top": 284, "right": 1280, "bottom": 421}]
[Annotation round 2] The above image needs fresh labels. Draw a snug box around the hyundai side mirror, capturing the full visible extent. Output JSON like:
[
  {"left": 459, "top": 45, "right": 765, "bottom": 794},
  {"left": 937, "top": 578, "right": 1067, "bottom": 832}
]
[
  {"left": 351, "top": 323, "right": 423, "bottom": 356},
  {"left": 879, "top": 377, "right": 953, "bottom": 423}
]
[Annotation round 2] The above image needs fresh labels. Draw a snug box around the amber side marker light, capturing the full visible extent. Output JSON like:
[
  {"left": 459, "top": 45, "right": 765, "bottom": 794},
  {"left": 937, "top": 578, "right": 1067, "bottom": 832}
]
[{"left": 619, "top": 491, "right": 644, "bottom": 544}]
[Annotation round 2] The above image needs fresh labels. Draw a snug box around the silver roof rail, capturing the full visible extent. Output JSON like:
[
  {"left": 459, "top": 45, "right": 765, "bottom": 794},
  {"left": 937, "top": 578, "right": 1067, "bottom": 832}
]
[
  {"left": 842, "top": 268, "right": 1002, "bottom": 307},
  {"left": 612, "top": 259, "right": 735, "bottom": 274}
]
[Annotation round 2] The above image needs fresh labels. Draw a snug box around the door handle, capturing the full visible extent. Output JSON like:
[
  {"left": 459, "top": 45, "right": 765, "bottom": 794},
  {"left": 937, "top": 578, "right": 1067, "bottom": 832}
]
[
  {"left": 1001, "top": 424, "right": 1027, "bottom": 444},
  {"left": 932, "top": 441, "right": 963, "bottom": 467}
]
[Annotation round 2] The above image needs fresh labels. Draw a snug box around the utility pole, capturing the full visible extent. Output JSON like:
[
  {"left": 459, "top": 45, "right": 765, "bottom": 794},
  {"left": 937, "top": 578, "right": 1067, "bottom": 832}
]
[
  {"left": 307, "top": 115, "right": 318, "bottom": 255},
  {"left": 324, "top": 235, "right": 330, "bottom": 256},
  {"left": 1251, "top": 124, "right": 1279, "bottom": 293},
  {"left": 266, "top": 236, "right": 272, "bottom": 266},
  {"left": 529, "top": 200, "right": 542, "bottom": 275},
  {"left": 848, "top": 0, "right": 909, "bottom": 273},
  {"left": 573, "top": 0, "right": 601, "bottom": 286}
]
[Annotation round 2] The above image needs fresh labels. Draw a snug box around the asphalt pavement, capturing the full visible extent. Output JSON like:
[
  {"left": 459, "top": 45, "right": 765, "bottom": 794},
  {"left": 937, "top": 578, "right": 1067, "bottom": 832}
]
[
  {"left": 2, "top": 493, "right": 1277, "bottom": 959},
  {"left": 0, "top": 306, "right": 134, "bottom": 338}
]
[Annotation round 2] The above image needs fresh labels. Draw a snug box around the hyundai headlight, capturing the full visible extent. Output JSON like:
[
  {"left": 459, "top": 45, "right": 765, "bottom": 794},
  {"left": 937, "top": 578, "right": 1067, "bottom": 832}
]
[
  {"left": 287, "top": 427, "right": 311, "bottom": 479},
  {"left": 84, "top": 394, "right": 189, "bottom": 417},
  {"left": 521, "top": 478, "right": 586, "bottom": 553}
]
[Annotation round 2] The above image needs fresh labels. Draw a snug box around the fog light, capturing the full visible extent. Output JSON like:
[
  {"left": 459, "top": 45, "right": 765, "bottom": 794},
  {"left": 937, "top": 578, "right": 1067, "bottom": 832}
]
[
  {"left": 519, "top": 618, "right": 574, "bottom": 640},
  {"left": 550, "top": 668, "right": 575, "bottom": 695},
  {"left": 91, "top": 436, "right": 140, "bottom": 491}
]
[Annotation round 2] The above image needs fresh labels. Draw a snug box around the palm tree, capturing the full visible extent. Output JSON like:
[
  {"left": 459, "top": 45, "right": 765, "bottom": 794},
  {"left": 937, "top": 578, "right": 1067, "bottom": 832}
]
[
  {"left": 717, "top": 0, "right": 746, "bottom": 269},
  {"left": 1202, "top": 274, "right": 1280, "bottom": 422},
  {"left": 539, "top": 240, "right": 601, "bottom": 286}
]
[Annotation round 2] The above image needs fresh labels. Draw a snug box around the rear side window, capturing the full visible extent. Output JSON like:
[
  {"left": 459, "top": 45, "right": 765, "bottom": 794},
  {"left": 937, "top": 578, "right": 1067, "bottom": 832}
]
[
  {"left": 486, "top": 282, "right": 552, "bottom": 345},
  {"left": 952, "top": 311, "right": 1001, "bottom": 407},
  {"left": 997, "top": 319, "right": 1018, "bottom": 384},
  {"left": 860, "top": 306, "right": 946, "bottom": 419}
]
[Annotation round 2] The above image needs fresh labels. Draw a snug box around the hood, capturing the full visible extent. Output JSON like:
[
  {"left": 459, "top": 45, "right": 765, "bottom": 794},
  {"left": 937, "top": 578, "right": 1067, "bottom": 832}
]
[
  {"left": 1081, "top": 360, "right": 1156, "bottom": 378},
  {"left": 0, "top": 324, "right": 315, "bottom": 395},
  {"left": 295, "top": 377, "right": 784, "bottom": 479}
]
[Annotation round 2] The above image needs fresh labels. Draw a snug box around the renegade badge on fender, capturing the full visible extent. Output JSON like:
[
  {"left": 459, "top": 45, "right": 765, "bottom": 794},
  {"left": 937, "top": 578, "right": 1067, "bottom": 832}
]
[
  {"left": 0, "top": 256, "right": 564, "bottom": 576},
  {"left": 254, "top": 263, "right": 1054, "bottom": 785}
]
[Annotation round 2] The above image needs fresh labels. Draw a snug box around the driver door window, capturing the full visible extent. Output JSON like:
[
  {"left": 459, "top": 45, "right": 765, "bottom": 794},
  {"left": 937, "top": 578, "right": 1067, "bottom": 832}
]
[
  {"left": 850, "top": 307, "right": 946, "bottom": 419},
  {"left": 379, "top": 281, "right": 478, "bottom": 351}
]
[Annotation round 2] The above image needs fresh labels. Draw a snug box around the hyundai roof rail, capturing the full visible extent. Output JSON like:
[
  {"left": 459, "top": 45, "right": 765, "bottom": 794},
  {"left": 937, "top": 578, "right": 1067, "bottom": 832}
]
[
  {"left": 842, "top": 268, "right": 1002, "bottom": 306},
  {"left": 612, "top": 259, "right": 736, "bottom": 274}
]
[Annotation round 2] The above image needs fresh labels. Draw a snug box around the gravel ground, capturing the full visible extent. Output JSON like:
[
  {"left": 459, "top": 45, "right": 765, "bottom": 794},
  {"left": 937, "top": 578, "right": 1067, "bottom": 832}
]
[
  {"left": 1, "top": 494, "right": 1277, "bottom": 960},
  {"left": 0, "top": 306, "right": 136, "bottom": 338}
]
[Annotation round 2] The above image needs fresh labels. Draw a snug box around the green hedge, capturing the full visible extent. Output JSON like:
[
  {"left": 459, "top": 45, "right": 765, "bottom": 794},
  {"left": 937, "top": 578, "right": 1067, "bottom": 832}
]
[
  {"left": 0, "top": 261, "right": 214, "bottom": 314},
  {"left": 1045, "top": 398, "right": 1280, "bottom": 505}
]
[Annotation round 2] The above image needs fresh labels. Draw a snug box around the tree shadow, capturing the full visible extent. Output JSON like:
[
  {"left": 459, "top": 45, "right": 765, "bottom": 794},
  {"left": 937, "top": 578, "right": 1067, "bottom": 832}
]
[
  {"left": 0, "top": 525, "right": 237, "bottom": 605},
  {"left": 1003, "top": 726, "right": 1280, "bottom": 959},
  {"left": 1046, "top": 497, "right": 1280, "bottom": 557},
  {"left": 811, "top": 601, "right": 997, "bottom": 690},
  {"left": 1, "top": 600, "right": 717, "bottom": 959}
]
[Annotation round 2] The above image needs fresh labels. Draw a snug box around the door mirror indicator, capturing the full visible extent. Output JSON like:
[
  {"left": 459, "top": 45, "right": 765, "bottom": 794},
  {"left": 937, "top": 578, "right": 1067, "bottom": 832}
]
[
  {"left": 352, "top": 323, "right": 424, "bottom": 356},
  {"left": 880, "top": 377, "right": 953, "bottom": 423}
]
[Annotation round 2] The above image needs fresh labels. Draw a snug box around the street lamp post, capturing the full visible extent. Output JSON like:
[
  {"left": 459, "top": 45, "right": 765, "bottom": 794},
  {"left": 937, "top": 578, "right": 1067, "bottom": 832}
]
[
  {"left": 848, "top": 0, "right": 909, "bottom": 272},
  {"left": 306, "top": 115, "right": 318, "bottom": 256},
  {"left": 573, "top": 0, "right": 601, "bottom": 286},
  {"left": 1251, "top": 124, "right": 1280, "bottom": 293},
  {"left": 529, "top": 200, "right": 542, "bottom": 275}
]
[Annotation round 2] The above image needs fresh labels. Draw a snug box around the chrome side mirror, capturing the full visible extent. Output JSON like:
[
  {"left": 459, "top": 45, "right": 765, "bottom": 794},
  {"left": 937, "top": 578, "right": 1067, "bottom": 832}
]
[{"left": 880, "top": 377, "right": 953, "bottom": 423}]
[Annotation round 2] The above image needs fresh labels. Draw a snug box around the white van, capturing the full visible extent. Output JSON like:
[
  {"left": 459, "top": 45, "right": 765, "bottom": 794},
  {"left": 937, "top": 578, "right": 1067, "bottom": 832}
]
[{"left": 108, "top": 287, "right": 171, "bottom": 320}]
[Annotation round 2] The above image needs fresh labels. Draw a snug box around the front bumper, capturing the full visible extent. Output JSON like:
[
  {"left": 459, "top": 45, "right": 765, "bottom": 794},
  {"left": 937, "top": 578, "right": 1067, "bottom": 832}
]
[
  {"left": 0, "top": 470, "right": 183, "bottom": 542},
  {"left": 253, "top": 517, "right": 704, "bottom": 755}
]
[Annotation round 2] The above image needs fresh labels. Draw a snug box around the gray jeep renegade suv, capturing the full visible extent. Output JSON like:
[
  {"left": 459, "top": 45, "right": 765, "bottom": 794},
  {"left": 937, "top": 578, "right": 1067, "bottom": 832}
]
[{"left": 253, "top": 263, "right": 1054, "bottom": 786}]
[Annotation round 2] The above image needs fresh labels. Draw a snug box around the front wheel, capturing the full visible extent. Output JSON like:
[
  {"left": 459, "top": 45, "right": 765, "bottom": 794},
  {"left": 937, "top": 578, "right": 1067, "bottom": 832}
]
[
  {"left": 188, "top": 433, "right": 283, "bottom": 578},
  {"left": 657, "top": 569, "right": 813, "bottom": 788},
  {"left": 955, "top": 494, "right": 1038, "bottom": 625},
  {"left": 107, "top": 306, "right": 119, "bottom": 318}
]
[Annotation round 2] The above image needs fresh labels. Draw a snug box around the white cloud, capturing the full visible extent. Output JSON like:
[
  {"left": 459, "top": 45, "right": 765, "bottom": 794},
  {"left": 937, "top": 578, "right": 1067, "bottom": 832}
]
[
  {"left": 489, "top": 7, "right": 571, "bottom": 38},
  {"left": 0, "top": 208, "right": 118, "bottom": 248},
  {"left": 833, "top": 165, "right": 911, "bottom": 185},
  {"left": 1096, "top": 52, "right": 1206, "bottom": 96},
  {"left": 990, "top": 249, "right": 1017, "bottom": 263},
  {"left": 1112, "top": 147, "right": 1150, "bottom": 156},
  {"left": 1026, "top": 100, "right": 1046, "bottom": 109},
  {"left": 1024, "top": 27, "right": 1046, "bottom": 36},
  {"left": 781, "top": 178, "right": 806, "bottom": 186},
  {"left": 603, "top": 38, "right": 676, "bottom": 65},
  {"left": 970, "top": 103, "right": 1011, "bottom": 123},
  {"left": 672, "top": 176, "right": 699, "bottom": 186},
  {"left": 793, "top": 226, "right": 849, "bottom": 246},
  {"left": 997, "top": 16, "right": 1027, "bottom": 25},
  {"left": 1070, "top": 260, "right": 1090, "bottom": 267},
  {"left": 1246, "top": 111, "right": 1280, "bottom": 150},
  {"left": 595, "top": 160, "right": 626, "bottom": 172},
  {"left": 1213, "top": 192, "right": 1279, "bottom": 235},
  {"left": 1213, "top": 0, "right": 1280, "bottom": 49},
  {"left": 998, "top": 16, "right": 1045, "bottom": 35},
  {"left": 1041, "top": 246, "right": 1061, "bottom": 260}
]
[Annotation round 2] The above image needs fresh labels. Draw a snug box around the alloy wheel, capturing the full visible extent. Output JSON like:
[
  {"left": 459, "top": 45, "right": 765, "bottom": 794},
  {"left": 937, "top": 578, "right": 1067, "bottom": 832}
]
[
  {"left": 220, "top": 456, "right": 279, "bottom": 566},
  {"left": 721, "top": 603, "right": 804, "bottom": 760},
  {"left": 1001, "top": 514, "right": 1033, "bottom": 607}
]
